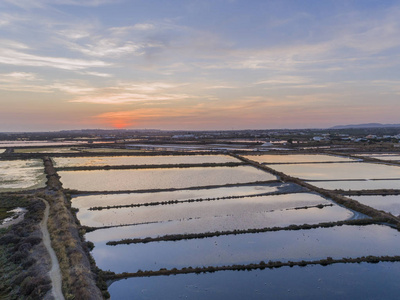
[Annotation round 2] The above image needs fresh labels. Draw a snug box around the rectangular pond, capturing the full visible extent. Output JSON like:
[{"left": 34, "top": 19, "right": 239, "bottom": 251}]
[
  {"left": 351, "top": 195, "right": 400, "bottom": 216},
  {"left": 59, "top": 166, "right": 277, "bottom": 191},
  {"left": 86, "top": 204, "right": 353, "bottom": 242},
  {"left": 71, "top": 182, "right": 299, "bottom": 210},
  {"left": 267, "top": 162, "right": 400, "bottom": 180},
  {"left": 0, "top": 159, "right": 46, "bottom": 191},
  {"left": 53, "top": 155, "right": 240, "bottom": 167},
  {"left": 108, "top": 262, "right": 400, "bottom": 300},
  {"left": 80, "top": 193, "right": 351, "bottom": 228},
  {"left": 91, "top": 225, "right": 400, "bottom": 273},
  {"left": 307, "top": 180, "right": 400, "bottom": 191},
  {"left": 243, "top": 154, "right": 355, "bottom": 164}
]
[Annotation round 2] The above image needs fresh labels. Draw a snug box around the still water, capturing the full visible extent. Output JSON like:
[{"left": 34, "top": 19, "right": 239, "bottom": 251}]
[
  {"left": 79, "top": 193, "right": 349, "bottom": 227},
  {"left": 351, "top": 195, "right": 400, "bottom": 216},
  {"left": 244, "top": 154, "right": 355, "bottom": 164},
  {"left": 0, "top": 159, "right": 46, "bottom": 191},
  {"left": 53, "top": 155, "right": 240, "bottom": 167},
  {"left": 91, "top": 225, "right": 400, "bottom": 273},
  {"left": 59, "top": 166, "right": 277, "bottom": 191},
  {"left": 109, "top": 262, "right": 400, "bottom": 300},
  {"left": 268, "top": 162, "right": 400, "bottom": 180}
]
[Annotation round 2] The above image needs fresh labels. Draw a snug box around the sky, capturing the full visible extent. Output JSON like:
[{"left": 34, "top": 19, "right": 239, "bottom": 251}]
[{"left": 0, "top": 0, "right": 400, "bottom": 131}]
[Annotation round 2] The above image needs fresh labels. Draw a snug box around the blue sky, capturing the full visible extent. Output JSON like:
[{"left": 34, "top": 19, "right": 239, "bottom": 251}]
[{"left": 0, "top": 0, "right": 399, "bottom": 131}]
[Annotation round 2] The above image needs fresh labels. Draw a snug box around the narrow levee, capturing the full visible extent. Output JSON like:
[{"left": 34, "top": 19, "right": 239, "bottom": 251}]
[{"left": 43, "top": 156, "right": 106, "bottom": 299}]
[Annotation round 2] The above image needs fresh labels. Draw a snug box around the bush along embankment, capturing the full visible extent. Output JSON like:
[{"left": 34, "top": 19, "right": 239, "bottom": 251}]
[
  {"left": 43, "top": 157, "right": 107, "bottom": 299},
  {"left": 104, "top": 255, "right": 400, "bottom": 280},
  {"left": 0, "top": 194, "right": 53, "bottom": 299},
  {"left": 231, "top": 153, "right": 400, "bottom": 227}
]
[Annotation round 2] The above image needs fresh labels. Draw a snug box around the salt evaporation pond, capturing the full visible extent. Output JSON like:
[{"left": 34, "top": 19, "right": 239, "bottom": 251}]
[
  {"left": 307, "top": 180, "right": 400, "bottom": 191},
  {"left": 369, "top": 155, "right": 400, "bottom": 161},
  {"left": 86, "top": 205, "right": 352, "bottom": 242},
  {"left": 244, "top": 154, "right": 355, "bottom": 164},
  {"left": 53, "top": 155, "right": 240, "bottom": 167},
  {"left": 58, "top": 166, "right": 276, "bottom": 191},
  {"left": 351, "top": 195, "right": 400, "bottom": 216},
  {"left": 267, "top": 162, "right": 400, "bottom": 180},
  {"left": 91, "top": 225, "right": 400, "bottom": 273},
  {"left": 108, "top": 262, "right": 400, "bottom": 300},
  {"left": 0, "top": 149, "right": 5, "bottom": 154},
  {"left": 71, "top": 183, "right": 296, "bottom": 210},
  {"left": 79, "top": 193, "right": 350, "bottom": 228},
  {"left": 0, "top": 159, "right": 46, "bottom": 191}
]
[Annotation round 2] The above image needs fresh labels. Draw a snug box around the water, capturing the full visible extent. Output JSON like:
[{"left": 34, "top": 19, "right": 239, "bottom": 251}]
[
  {"left": 267, "top": 162, "right": 400, "bottom": 180},
  {"left": 244, "top": 154, "right": 355, "bottom": 164},
  {"left": 108, "top": 262, "right": 400, "bottom": 299},
  {"left": 307, "top": 180, "right": 400, "bottom": 191},
  {"left": 71, "top": 183, "right": 291, "bottom": 210},
  {"left": 53, "top": 155, "right": 240, "bottom": 167},
  {"left": 351, "top": 195, "right": 400, "bottom": 216},
  {"left": 86, "top": 205, "right": 352, "bottom": 242},
  {"left": 0, "top": 159, "right": 46, "bottom": 191},
  {"left": 59, "top": 166, "right": 277, "bottom": 191},
  {"left": 79, "top": 193, "right": 349, "bottom": 228},
  {"left": 91, "top": 225, "right": 400, "bottom": 273}
]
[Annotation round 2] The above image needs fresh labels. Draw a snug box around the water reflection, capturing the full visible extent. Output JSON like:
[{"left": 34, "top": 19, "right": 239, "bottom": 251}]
[
  {"left": 91, "top": 225, "right": 400, "bottom": 273},
  {"left": 268, "top": 162, "right": 400, "bottom": 180},
  {"left": 53, "top": 155, "right": 240, "bottom": 167},
  {"left": 59, "top": 166, "right": 277, "bottom": 191},
  {"left": 108, "top": 262, "right": 400, "bottom": 300}
]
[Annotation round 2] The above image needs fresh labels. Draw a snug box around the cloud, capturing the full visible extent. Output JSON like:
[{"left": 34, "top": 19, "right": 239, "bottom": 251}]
[
  {"left": 71, "top": 92, "right": 191, "bottom": 104},
  {"left": 0, "top": 46, "right": 110, "bottom": 70},
  {"left": 3, "top": 0, "right": 117, "bottom": 9},
  {"left": 68, "top": 81, "right": 194, "bottom": 104}
]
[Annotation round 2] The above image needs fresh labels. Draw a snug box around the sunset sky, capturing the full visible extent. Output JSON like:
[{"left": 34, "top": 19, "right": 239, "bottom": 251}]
[{"left": 1, "top": 0, "right": 399, "bottom": 131}]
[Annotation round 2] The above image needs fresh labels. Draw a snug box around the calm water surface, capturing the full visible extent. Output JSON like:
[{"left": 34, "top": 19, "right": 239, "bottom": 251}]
[
  {"left": 53, "top": 155, "right": 240, "bottom": 167},
  {"left": 307, "top": 180, "right": 400, "bottom": 191},
  {"left": 59, "top": 166, "right": 277, "bottom": 191},
  {"left": 79, "top": 193, "right": 346, "bottom": 227},
  {"left": 0, "top": 159, "right": 46, "bottom": 191},
  {"left": 86, "top": 205, "right": 352, "bottom": 241},
  {"left": 108, "top": 262, "right": 400, "bottom": 300},
  {"left": 351, "top": 195, "right": 400, "bottom": 215},
  {"left": 243, "top": 154, "right": 355, "bottom": 164},
  {"left": 268, "top": 162, "right": 400, "bottom": 180},
  {"left": 92, "top": 225, "right": 400, "bottom": 273},
  {"left": 71, "top": 183, "right": 292, "bottom": 210}
]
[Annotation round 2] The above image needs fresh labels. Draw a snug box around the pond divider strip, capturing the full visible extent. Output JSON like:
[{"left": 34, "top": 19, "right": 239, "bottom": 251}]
[
  {"left": 105, "top": 218, "right": 380, "bottom": 245},
  {"left": 103, "top": 255, "right": 400, "bottom": 280},
  {"left": 231, "top": 153, "right": 400, "bottom": 226}
]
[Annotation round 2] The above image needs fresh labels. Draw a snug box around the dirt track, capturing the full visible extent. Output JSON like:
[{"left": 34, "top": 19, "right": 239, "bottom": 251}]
[{"left": 39, "top": 198, "right": 65, "bottom": 300}]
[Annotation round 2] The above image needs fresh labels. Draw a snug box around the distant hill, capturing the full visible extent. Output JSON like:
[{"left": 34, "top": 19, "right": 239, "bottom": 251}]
[{"left": 331, "top": 123, "right": 400, "bottom": 129}]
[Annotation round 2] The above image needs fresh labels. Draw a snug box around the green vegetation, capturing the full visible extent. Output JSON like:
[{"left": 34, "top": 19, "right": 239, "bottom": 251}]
[{"left": 0, "top": 194, "right": 52, "bottom": 299}]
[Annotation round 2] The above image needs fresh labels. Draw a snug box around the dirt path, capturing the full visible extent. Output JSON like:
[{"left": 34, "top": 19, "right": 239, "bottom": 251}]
[{"left": 39, "top": 198, "right": 65, "bottom": 300}]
